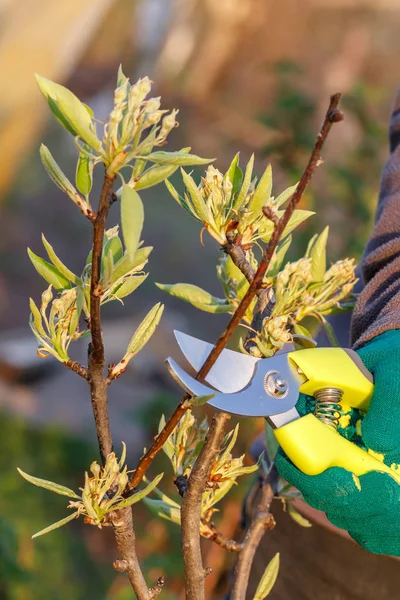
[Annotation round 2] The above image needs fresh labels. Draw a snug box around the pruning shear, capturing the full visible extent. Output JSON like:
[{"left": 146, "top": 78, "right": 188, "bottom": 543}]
[{"left": 166, "top": 331, "right": 400, "bottom": 481}]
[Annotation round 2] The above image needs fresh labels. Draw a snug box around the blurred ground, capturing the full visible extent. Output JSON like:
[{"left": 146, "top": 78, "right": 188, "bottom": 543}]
[{"left": 1, "top": 0, "right": 400, "bottom": 598}]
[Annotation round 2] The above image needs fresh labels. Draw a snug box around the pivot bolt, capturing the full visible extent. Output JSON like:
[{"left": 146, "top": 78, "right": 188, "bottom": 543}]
[{"left": 264, "top": 371, "right": 288, "bottom": 399}]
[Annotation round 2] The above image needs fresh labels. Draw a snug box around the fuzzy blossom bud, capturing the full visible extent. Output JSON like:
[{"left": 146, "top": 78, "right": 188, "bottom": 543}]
[
  {"left": 41, "top": 285, "right": 53, "bottom": 309},
  {"left": 205, "top": 165, "right": 223, "bottom": 185},
  {"left": 114, "top": 80, "right": 129, "bottom": 107},
  {"left": 264, "top": 315, "right": 291, "bottom": 345},
  {"left": 146, "top": 97, "right": 161, "bottom": 113},
  {"left": 223, "top": 177, "right": 233, "bottom": 197},
  {"left": 159, "top": 109, "right": 179, "bottom": 140},
  {"left": 324, "top": 258, "right": 355, "bottom": 283},
  {"left": 128, "top": 76, "right": 152, "bottom": 110}
]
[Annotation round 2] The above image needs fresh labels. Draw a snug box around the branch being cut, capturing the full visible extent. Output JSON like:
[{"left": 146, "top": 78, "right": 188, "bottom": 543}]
[
  {"left": 128, "top": 93, "right": 343, "bottom": 493},
  {"left": 181, "top": 412, "right": 231, "bottom": 600}
]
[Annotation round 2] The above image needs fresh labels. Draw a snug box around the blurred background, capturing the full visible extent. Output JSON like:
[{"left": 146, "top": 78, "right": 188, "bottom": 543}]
[{"left": 0, "top": 0, "right": 400, "bottom": 598}]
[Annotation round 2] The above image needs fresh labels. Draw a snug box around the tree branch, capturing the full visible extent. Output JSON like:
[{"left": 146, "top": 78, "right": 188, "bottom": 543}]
[
  {"left": 87, "top": 170, "right": 153, "bottom": 599},
  {"left": 111, "top": 507, "right": 151, "bottom": 600},
  {"left": 199, "top": 93, "right": 343, "bottom": 371},
  {"left": 88, "top": 172, "right": 115, "bottom": 463},
  {"left": 64, "top": 359, "right": 89, "bottom": 380},
  {"left": 230, "top": 479, "right": 276, "bottom": 600},
  {"left": 127, "top": 93, "right": 343, "bottom": 493},
  {"left": 181, "top": 412, "right": 231, "bottom": 600},
  {"left": 201, "top": 519, "right": 242, "bottom": 552}
]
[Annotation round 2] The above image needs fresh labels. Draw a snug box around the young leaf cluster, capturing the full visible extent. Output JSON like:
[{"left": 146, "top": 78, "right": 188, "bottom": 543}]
[
  {"left": 17, "top": 444, "right": 162, "bottom": 538},
  {"left": 36, "top": 68, "right": 212, "bottom": 196},
  {"left": 158, "top": 155, "right": 358, "bottom": 356},
  {"left": 28, "top": 193, "right": 154, "bottom": 363},
  {"left": 166, "top": 157, "right": 312, "bottom": 245},
  {"left": 143, "top": 416, "right": 259, "bottom": 536}
]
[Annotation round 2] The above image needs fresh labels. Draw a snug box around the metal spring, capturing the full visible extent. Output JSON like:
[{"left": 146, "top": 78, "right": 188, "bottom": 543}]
[{"left": 314, "top": 388, "right": 343, "bottom": 429}]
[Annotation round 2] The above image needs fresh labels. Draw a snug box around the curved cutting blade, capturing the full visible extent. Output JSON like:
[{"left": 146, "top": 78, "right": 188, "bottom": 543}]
[
  {"left": 174, "top": 330, "right": 259, "bottom": 393},
  {"left": 166, "top": 355, "right": 301, "bottom": 418}
]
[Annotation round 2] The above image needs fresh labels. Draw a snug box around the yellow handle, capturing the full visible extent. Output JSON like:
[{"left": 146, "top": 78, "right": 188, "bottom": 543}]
[
  {"left": 274, "top": 413, "right": 400, "bottom": 483},
  {"left": 288, "top": 347, "right": 374, "bottom": 410}
]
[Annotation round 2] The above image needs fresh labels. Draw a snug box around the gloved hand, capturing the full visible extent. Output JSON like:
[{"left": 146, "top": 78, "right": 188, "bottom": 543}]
[{"left": 275, "top": 329, "right": 400, "bottom": 556}]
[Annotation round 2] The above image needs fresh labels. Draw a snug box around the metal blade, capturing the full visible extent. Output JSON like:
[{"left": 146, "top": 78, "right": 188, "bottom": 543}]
[
  {"left": 166, "top": 356, "right": 301, "bottom": 418},
  {"left": 174, "top": 330, "right": 259, "bottom": 393}
]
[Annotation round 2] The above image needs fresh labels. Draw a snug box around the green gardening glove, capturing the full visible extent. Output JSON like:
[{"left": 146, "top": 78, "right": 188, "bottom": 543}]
[{"left": 275, "top": 329, "right": 400, "bottom": 556}]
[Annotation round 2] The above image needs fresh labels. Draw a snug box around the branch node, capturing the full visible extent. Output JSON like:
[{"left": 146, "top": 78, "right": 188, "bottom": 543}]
[
  {"left": 262, "top": 205, "right": 279, "bottom": 226},
  {"left": 149, "top": 575, "right": 166, "bottom": 599},
  {"left": 113, "top": 559, "right": 128, "bottom": 572},
  {"left": 203, "top": 567, "right": 213, "bottom": 579}
]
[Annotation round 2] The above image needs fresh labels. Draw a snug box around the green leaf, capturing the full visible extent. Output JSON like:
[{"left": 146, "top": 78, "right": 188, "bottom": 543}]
[
  {"left": 143, "top": 151, "right": 214, "bottom": 166},
  {"left": 248, "top": 164, "right": 272, "bottom": 218},
  {"left": 110, "top": 246, "right": 153, "bottom": 283},
  {"left": 29, "top": 298, "right": 46, "bottom": 337},
  {"left": 225, "top": 153, "right": 243, "bottom": 196},
  {"left": 287, "top": 504, "right": 312, "bottom": 527},
  {"left": 180, "top": 170, "right": 210, "bottom": 222},
  {"left": 142, "top": 498, "right": 181, "bottom": 525},
  {"left": 274, "top": 183, "right": 298, "bottom": 208},
  {"left": 192, "top": 394, "right": 215, "bottom": 407},
  {"left": 266, "top": 209, "right": 314, "bottom": 242},
  {"left": 112, "top": 273, "right": 148, "bottom": 301},
  {"left": 165, "top": 180, "right": 196, "bottom": 218},
  {"left": 321, "top": 316, "right": 339, "bottom": 347},
  {"left": 234, "top": 154, "right": 254, "bottom": 210},
  {"left": 310, "top": 226, "right": 329, "bottom": 281},
  {"left": 69, "top": 286, "right": 83, "bottom": 336},
  {"left": 36, "top": 75, "right": 102, "bottom": 151},
  {"left": 155, "top": 282, "right": 232, "bottom": 314},
  {"left": 134, "top": 147, "right": 191, "bottom": 190},
  {"left": 27, "top": 248, "right": 71, "bottom": 290},
  {"left": 117, "top": 64, "right": 129, "bottom": 88},
  {"left": 116, "top": 473, "right": 164, "bottom": 509},
  {"left": 41, "top": 235, "right": 80, "bottom": 285},
  {"left": 135, "top": 164, "right": 180, "bottom": 190},
  {"left": 267, "top": 235, "right": 292, "bottom": 277},
  {"left": 158, "top": 415, "right": 175, "bottom": 461},
  {"left": 293, "top": 323, "right": 311, "bottom": 338},
  {"left": 76, "top": 151, "right": 93, "bottom": 196},
  {"left": 39, "top": 145, "right": 84, "bottom": 206},
  {"left": 126, "top": 303, "right": 164, "bottom": 356},
  {"left": 32, "top": 511, "right": 79, "bottom": 539},
  {"left": 264, "top": 422, "right": 279, "bottom": 463},
  {"left": 253, "top": 553, "right": 280, "bottom": 599},
  {"left": 17, "top": 468, "right": 79, "bottom": 498},
  {"left": 121, "top": 185, "right": 144, "bottom": 260},
  {"left": 103, "top": 235, "right": 123, "bottom": 266},
  {"left": 305, "top": 233, "right": 318, "bottom": 258}
]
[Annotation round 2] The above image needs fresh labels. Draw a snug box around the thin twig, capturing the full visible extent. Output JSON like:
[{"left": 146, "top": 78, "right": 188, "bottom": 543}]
[
  {"left": 128, "top": 93, "right": 343, "bottom": 492},
  {"left": 201, "top": 519, "right": 242, "bottom": 552},
  {"left": 181, "top": 412, "right": 231, "bottom": 600},
  {"left": 230, "top": 482, "right": 276, "bottom": 600},
  {"left": 88, "top": 172, "right": 115, "bottom": 464},
  {"left": 64, "top": 359, "right": 89, "bottom": 380},
  {"left": 149, "top": 576, "right": 166, "bottom": 599}
]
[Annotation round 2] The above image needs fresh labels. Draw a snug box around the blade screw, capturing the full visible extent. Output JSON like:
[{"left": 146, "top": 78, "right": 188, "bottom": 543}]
[{"left": 264, "top": 371, "right": 289, "bottom": 399}]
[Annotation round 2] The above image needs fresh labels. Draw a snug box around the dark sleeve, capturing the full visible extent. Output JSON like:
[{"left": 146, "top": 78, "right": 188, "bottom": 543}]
[{"left": 350, "top": 89, "right": 400, "bottom": 350}]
